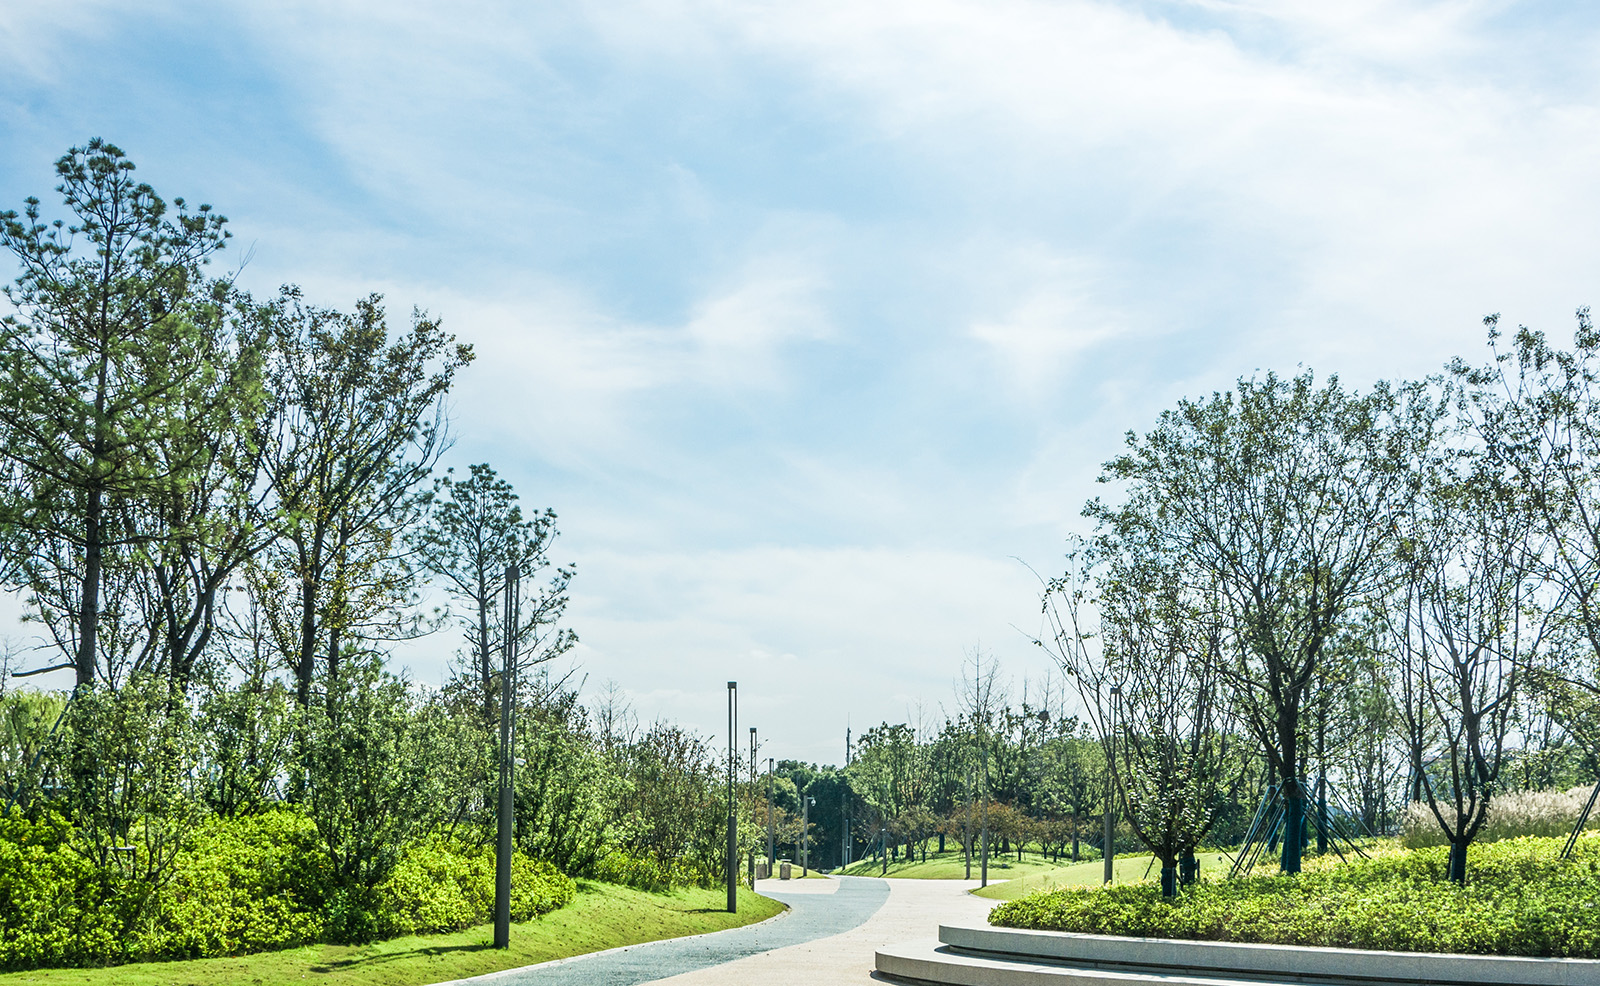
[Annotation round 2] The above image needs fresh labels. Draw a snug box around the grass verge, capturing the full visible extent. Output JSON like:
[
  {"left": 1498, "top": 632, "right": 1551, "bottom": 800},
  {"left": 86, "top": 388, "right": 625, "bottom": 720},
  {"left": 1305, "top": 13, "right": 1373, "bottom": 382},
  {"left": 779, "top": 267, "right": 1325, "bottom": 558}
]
[
  {"left": 0, "top": 882, "right": 784, "bottom": 986},
  {"left": 839, "top": 849, "right": 1066, "bottom": 881},
  {"left": 972, "top": 852, "right": 1232, "bottom": 900}
]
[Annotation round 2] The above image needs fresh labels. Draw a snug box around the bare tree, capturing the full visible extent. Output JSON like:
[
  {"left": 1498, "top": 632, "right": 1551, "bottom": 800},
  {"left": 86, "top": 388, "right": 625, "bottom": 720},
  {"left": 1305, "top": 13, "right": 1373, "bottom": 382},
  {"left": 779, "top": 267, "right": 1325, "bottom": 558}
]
[
  {"left": 1387, "top": 464, "right": 1540, "bottom": 882},
  {"left": 1042, "top": 541, "right": 1234, "bottom": 896}
]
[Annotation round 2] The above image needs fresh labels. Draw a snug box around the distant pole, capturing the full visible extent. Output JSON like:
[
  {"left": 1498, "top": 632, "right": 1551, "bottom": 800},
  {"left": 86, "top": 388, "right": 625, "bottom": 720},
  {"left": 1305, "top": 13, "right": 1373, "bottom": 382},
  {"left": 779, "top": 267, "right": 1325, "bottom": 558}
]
[
  {"left": 1104, "top": 684, "right": 1120, "bottom": 885},
  {"left": 980, "top": 740, "right": 989, "bottom": 888},
  {"left": 748, "top": 726, "right": 757, "bottom": 887},
  {"left": 965, "top": 763, "right": 973, "bottom": 879},
  {"left": 843, "top": 726, "right": 851, "bottom": 869},
  {"left": 803, "top": 796, "right": 814, "bottom": 875},
  {"left": 766, "top": 757, "right": 775, "bottom": 874},
  {"left": 493, "top": 564, "right": 520, "bottom": 949},
  {"left": 727, "top": 681, "right": 738, "bottom": 913}
]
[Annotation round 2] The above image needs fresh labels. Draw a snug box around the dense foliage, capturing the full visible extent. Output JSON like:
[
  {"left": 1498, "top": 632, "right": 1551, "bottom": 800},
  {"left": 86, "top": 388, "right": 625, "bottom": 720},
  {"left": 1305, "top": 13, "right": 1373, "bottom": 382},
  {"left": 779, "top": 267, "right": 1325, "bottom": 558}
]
[
  {"left": 0, "top": 808, "right": 573, "bottom": 969},
  {"left": 989, "top": 834, "right": 1600, "bottom": 957}
]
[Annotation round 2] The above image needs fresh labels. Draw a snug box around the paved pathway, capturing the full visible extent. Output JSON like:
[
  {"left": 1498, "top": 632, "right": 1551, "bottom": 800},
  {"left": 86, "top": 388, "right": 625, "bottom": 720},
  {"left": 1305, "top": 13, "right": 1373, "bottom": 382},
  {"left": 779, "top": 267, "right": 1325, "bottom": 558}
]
[
  {"left": 444, "top": 876, "right": 996, "bottom": 986},
  {"left": 450, "top": 875, "right": 895, "bottom": 986},
  {"left": 645, "top": 877, "right": 994, "bottom": 986}
]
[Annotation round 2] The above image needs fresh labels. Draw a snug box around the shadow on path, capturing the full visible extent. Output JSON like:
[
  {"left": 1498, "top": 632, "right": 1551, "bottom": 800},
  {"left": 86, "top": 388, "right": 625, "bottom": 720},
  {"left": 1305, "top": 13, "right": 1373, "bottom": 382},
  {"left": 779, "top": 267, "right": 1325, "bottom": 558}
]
[{"left": 471, "top": 876, "right": 890, "bottom": 985}]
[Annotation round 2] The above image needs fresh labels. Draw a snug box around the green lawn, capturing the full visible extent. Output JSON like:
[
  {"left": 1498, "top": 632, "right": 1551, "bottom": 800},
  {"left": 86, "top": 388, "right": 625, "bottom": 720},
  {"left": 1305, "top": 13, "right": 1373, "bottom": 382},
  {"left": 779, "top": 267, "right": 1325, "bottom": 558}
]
[
  {"left": 972, "top": 852, "right": 1232, "bottom": 900},
  {"left": 839, "top": 848, "right": 1067, "bottom": 881},
  {"left": 0, "top": 882, "right": 784, "bottom": 986}
]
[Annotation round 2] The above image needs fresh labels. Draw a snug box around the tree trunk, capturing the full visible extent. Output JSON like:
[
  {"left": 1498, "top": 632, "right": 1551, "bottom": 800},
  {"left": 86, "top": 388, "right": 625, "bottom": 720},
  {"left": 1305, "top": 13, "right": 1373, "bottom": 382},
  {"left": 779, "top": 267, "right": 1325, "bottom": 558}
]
[
  {"left": 1281, "top": 782, "right": 1304, "bottom": 874},
  {"left": 1447, "top": 840, "right": 1467, "bottom": 884},
  {"left": 75, "top": 485, "right": 103, "bottom": 688}
]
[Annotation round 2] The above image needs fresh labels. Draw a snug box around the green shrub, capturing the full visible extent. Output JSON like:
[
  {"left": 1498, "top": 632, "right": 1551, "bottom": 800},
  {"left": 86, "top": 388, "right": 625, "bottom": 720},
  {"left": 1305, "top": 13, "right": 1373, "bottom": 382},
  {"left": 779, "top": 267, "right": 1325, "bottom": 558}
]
[
  {"left": 376, "top": 835, "right": 574, "bottom": 937},
  {"left": 583, "top": 851, "right": 709, "bottom": 893},
  {"left": 0, "top": 808, "right": 576, "bottom": 970},
  {"left": 990, "top": 834, "right": 1600, "bottom": 958},
  {"left": 0, "top": 810, "right": 122, "bottom": 969}
]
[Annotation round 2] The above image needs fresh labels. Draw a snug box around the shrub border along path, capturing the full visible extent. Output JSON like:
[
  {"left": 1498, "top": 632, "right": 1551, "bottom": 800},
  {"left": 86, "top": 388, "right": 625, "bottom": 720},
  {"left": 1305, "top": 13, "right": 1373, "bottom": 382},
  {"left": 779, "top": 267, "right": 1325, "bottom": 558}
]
[
  {"left": 988, "top": 836, "right": 1600, "bottom": 959},
  {"left": 0, "top": 882, "right": 785, "bottom": 986}
]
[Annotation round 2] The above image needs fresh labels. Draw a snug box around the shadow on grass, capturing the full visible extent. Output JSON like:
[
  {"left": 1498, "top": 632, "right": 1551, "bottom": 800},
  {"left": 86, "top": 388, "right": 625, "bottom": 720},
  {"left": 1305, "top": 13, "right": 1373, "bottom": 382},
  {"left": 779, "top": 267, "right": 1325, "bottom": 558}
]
[{"left": 308, "top": 942, "right": 495, "bottom": 973}]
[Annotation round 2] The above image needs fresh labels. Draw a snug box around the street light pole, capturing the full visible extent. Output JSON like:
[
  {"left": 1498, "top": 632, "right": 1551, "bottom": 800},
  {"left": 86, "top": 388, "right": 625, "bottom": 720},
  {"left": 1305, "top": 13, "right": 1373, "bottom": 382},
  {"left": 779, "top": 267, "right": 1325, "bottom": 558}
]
[
  {"left": 766, "top": 756, "right": 775, "bottom": 876},
  {"left": 1104, "top": 684, "right": 1120, "bottom": 885},
  {"left": 726, "top": 681, "right": 737, "bottom": 913},
  {"left": 802, "top": 795, "right": 814, "bottom": 876},
  {"left": 493, "top": 564, "right": 520, "bottom": 949},
  {"left": 748, "top": 726, "right": 757, "bottom": 888}
]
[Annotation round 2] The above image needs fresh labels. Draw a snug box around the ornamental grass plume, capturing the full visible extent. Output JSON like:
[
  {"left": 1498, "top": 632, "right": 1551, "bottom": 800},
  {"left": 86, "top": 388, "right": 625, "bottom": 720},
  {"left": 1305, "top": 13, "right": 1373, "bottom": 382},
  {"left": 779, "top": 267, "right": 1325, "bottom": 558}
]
[{"left": 1402, "top": 785, "right": 1599, "bottom": 848}]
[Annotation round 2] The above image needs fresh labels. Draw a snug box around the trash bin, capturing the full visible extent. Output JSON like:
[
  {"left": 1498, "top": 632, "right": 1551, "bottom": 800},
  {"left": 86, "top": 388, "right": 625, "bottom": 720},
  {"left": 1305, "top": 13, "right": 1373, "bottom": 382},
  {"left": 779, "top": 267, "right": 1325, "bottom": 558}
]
[
  {"left": 756, "top": 861, "right": 769, "bottom": 880},
  {"left": 779, "top": 861, "right": 792, "bottom": 880}
]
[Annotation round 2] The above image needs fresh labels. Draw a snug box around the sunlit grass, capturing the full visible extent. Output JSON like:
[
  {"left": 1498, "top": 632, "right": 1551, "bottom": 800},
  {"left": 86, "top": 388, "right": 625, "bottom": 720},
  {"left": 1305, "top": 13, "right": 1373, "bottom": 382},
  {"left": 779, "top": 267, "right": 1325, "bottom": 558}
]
[{"left": 0, "top": 882, "right": 784, "bottom": 986}]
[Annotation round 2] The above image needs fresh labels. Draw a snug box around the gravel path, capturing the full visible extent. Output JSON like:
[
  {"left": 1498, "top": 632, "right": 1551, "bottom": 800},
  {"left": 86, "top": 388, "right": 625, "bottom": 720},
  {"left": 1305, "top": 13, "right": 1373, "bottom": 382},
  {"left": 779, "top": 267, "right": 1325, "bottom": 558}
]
[{"left": 441, "top": 876, "right": 890, "bottom": 986}]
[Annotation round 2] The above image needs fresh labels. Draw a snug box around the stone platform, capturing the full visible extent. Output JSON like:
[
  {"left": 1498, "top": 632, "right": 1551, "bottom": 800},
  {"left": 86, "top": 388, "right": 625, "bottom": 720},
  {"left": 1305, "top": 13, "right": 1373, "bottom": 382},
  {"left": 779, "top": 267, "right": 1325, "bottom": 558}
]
[{"left": 875, "top": 924, "right": 1600, "bottom": 986}]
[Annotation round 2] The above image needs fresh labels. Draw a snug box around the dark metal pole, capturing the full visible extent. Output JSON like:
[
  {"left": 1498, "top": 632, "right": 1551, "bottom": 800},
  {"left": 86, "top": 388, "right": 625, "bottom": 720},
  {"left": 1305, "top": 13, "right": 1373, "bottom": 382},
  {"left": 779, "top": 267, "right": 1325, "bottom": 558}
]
[
  {"left": 494, "top": 564, "right": 520, "bottom": 949},
  {"left": 965, "top": 762, "right": 973, "bottom": 879},
  {"left": 1104, "top": 684, "right": 1119, "bottom": 885},
  {"left": 802, "top": 795, "right": 813, "bottom": 875},
  {"left": 727, "top": 681, "right": 737, "bottom": 913},
  {"left": 766, "top": 756, "right": 776, "bottom": 874},
  {"left": 748, "top": 726, "right": 757, "bottom": 887}
]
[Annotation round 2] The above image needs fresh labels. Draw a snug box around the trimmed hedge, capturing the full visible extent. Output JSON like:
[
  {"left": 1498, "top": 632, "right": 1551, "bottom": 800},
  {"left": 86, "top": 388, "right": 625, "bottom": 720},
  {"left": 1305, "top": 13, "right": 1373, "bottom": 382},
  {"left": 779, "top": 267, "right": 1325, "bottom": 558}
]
[
  {"left": 989, "top": 834, "right": 1600, "bottom": 958},
  {"left": 0, "top": 809, "right": 576, "bottom": 970}
]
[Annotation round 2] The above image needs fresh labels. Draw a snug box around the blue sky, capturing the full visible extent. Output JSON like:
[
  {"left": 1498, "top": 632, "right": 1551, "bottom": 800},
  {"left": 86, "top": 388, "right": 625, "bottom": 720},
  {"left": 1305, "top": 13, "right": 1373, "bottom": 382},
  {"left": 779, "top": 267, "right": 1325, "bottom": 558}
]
[{"left": 5, "top": 1, "right": 1600, "bottom": 763}]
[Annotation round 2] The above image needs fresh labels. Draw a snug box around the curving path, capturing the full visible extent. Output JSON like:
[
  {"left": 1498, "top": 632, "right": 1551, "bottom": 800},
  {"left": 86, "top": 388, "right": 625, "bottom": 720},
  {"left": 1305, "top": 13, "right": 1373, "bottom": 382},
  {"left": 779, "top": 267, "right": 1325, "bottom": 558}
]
[
  {"left": 643, "top": 877, "right": 994, "bottom": 986},
  {"left": 444, "top": 876, "right": 892, "bottom": 986}
]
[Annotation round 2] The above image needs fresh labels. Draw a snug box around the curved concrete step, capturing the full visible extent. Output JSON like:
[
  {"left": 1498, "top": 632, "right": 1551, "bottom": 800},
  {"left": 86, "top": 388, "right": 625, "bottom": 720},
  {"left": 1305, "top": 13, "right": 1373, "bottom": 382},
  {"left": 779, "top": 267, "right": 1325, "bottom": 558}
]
[
  {"left": 876, "top": 925, "right": 1600, "bottom": 986},
  {"left": 937, "top": 925, "right": 1599, "bottom": 986},
  {"left": 875, "top": 939, "right": 1270, "bottom": 986}
]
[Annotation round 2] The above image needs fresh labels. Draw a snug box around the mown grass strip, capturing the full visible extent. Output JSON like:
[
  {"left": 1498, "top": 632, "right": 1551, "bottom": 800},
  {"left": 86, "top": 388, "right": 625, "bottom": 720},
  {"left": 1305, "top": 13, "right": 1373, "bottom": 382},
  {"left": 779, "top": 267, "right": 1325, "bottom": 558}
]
[
  {"left": 972, "top": 852, "right": 1233, "bottom": 900},
  {"left": 0, "top": 882, "right": 784, "bottom": 986}
]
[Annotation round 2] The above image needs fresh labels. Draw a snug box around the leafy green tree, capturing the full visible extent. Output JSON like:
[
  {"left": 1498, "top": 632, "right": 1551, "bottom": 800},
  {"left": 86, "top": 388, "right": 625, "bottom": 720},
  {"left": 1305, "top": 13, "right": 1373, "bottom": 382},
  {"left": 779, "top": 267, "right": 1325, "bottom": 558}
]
[
  {"left": 56, "top": 674, "right": 203, "bottom": 927},
  {"left": 1455, "top": 312, "right": 1600, "bottom": 766},
  {"left": 303, "top": 656, "right": 442, "bottom": 941},
  {"left": 194, "top": 675, "right": 294, "bottom": 817},
  {"left": 1086, "top": 370, "right": 1439, "bottom": 873},
  {"left": 250, "top": 288, "right": 472, "bottom": 707},
  {"left": 416, "top": 462, "right": 575, "bottom": 727},
  {"left": 0, "top": 140, "right": 231, "bottom": 687},
  {"left": 0, "top": 688, "right": 66, "bottom": 810}
]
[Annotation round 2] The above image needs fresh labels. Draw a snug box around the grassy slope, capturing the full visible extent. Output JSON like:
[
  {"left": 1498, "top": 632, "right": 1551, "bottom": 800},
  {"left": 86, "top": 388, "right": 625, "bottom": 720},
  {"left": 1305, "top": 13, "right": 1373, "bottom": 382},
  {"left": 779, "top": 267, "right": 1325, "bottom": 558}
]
[
  {"left": 0, "top": 882, "right": 784, "bottom": 986},
  {"left": 972, "top": 852, "right": 1233, "bottom": 900}
]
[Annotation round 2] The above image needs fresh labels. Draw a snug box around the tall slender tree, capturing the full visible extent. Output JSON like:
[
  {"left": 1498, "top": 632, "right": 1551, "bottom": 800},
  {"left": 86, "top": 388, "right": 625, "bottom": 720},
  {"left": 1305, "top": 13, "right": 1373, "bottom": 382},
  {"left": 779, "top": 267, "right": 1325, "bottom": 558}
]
[
  {"left": 250, "top": 288, "right": 472, "bottom": 706},
  {"left": 415, "top": 462, "right": 576, "bottom": 727},
  {"left": 0, "top": 140, "right": 230, "bottom": 687}
]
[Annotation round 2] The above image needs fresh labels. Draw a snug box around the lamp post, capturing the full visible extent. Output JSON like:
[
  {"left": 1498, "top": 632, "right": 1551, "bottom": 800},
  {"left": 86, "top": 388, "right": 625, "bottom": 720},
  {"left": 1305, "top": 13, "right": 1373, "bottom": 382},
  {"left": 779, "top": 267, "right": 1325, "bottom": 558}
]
[
  {"left": 726, "top": 681, "right": 737, "bottom": 913},
  {"left": 748, "top": 726, "right": 757, "bottom": 887},
  {"left": 766, "top": 757, "right": 775, "bottom": 876},
  {"left": 1104, "top": 684, "right": 1120, "bottom": 885},
  {"left": 493, "top": 564, "right": 520, "bottom": 949},
  {"left": 802, "top": 795, "right": 814, "bottom": 875}
]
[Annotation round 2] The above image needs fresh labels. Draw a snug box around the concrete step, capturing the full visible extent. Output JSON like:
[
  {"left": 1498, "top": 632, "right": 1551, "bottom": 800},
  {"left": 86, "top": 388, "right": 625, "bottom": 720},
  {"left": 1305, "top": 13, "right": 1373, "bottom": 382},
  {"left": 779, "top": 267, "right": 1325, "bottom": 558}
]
[
  {"left": 876, "top": 925, "right": 1600, "bottom": 986},
  {"left": 875, "top": 939, "right": 1273, "bottom": 986}
]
